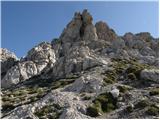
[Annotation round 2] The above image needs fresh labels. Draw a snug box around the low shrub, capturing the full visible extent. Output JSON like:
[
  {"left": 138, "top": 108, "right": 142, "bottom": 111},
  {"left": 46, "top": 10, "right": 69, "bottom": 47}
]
[
  {"left": 146, "top": 105, "right": 159, "bottom": 116},
  {"left": 135, "top": 99, "right": 149, "bottom": 109},
  {"left": 149, "top": 88, "right": 159, "bottom": 96},
  {"left": 86, "top": 92, "right": 117, "bottom": 117},
  {"left": 128, "top": 73, "right": 137, "bottom": 80}
]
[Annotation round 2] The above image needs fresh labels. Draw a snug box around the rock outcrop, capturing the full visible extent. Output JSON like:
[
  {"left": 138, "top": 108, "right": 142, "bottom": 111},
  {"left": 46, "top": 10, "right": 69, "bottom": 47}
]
[
  {"left": 0, "top": 48, "right": 18, "bottom": 78},
  {"left": 95, "top": 21, "right": 118, "bottom": 41},
  {"left": 1, "top": 42, "right": 56, "bottom": 88},
  {"left": 1, "top": 9, "right": 159, "bottom": 119}
]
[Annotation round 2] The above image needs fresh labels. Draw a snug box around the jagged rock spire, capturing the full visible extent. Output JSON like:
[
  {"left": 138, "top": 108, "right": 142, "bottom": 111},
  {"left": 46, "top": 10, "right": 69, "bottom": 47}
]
[{"left": 60, "top": 9, "right": 98, "bottom": 43}]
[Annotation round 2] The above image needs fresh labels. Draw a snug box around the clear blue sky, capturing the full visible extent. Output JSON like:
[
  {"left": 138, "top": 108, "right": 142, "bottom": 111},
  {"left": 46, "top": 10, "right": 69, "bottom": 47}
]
[{"left": 1, "top": 1, "right": 159, "bottom": 58}]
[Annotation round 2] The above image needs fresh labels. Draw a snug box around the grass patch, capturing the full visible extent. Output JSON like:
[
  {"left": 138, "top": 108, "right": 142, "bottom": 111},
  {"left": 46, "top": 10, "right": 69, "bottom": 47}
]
[{"left": 149, "top": 88, "right": 159, "bottom": 96}]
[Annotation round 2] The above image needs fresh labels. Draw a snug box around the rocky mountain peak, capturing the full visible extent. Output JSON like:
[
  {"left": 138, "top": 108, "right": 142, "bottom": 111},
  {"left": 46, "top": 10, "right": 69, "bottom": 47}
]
[{"left": 1, "top": 9, "right": 159, "bottom": 119}]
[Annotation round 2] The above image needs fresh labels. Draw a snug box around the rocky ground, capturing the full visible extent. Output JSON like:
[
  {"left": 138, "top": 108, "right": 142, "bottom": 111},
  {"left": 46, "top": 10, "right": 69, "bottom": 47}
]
[{"left": 0, "top": 9, "right": 159, "bottom": 119}]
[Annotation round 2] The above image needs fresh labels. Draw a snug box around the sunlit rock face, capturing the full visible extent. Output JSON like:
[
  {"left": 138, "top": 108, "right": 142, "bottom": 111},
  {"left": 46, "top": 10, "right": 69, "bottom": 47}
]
[
  {"left": 0, "top": 48, "right": 18, "bottom": 78},
  {"left": 95, "top": 21, "right": 118, "bottom": 41}
]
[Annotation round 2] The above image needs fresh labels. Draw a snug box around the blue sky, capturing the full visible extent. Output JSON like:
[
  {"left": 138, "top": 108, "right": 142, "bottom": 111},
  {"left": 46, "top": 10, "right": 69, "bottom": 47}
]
[{"left": 1, "top": 1, "right": 159, "bottom": 58}]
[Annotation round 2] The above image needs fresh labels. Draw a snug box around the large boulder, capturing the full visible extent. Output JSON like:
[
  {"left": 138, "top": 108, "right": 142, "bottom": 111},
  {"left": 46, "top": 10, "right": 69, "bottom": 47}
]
[
  {"left": 139, "top": 46, "right": 156, "bottom": 56},
  {"left": 110, "top": 87, "right": 120, "bottom": 98},
  {"left": 65, "top": 74, "right": 103, "bottom": 93},
  {"left": 1, "top": 65, "right": 20, "bottom": 88},
  {"left": 2, "top": 61, "right": 38, "bottom": 88},
  {"left": 140, "top": 69, "right": 159, "bottom": 83},
  {"left": 0, "top": 48, "right": 18, "bottom": 77}
]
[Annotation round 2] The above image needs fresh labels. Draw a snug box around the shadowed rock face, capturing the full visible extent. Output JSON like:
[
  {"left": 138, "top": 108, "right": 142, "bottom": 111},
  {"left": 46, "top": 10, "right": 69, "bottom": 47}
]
[{"left": 1, "top": 9, "right": 159, "bottom": 119}]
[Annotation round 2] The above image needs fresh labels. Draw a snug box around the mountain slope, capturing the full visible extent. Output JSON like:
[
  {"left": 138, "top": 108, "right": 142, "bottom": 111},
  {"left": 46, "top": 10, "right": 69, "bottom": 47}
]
[{"left": 1, "top": 9, "right": 159, "bottom": 119}]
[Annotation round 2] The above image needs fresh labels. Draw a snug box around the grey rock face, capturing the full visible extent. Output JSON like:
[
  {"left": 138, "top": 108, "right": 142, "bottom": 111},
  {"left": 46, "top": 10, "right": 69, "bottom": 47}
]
[
  {"left": 140, "top": 69, "right": 159, "bottom": 82},
  {"left": 0, "top": 48, "right": 18, "bottom": 77},
  {"left": 111, "top": 38, "right": 126, "bottom": 51},
  {"left": 2, "top": 61, "right": 38, "bottom": 88},
  {"left": 65, "top": 74, "right": 103, "bottom": 93},
  {"left": 1, "top": 42, "right": 56, "bottom": 88},
  {"left": 27, "top": 42, "right": 56, "bottom": 72},
  {"left": 1, "top": 65, "right": 20, "bottom": 88}
]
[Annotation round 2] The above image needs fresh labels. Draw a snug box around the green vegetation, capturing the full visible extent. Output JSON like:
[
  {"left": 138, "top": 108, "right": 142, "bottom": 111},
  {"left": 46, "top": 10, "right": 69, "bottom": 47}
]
[
  {"left": 1, "top": 77, "right": 76, "bottom": 114},
  {"left": 126, "top": 105, "right": 133, "bottom": 113},
  {"left": 87, "top": 101, "right": 102, "bottom": 117},
  {"left": 135, "top": 99, "right": 149, "bottom": 109},
  {"left": 126, "top": 64, "right": 143, "bottom": 80},
  {"left": 128, "top": 73, "right": 137, "bottom": 80},
  {"left": 103, "top": 77, "right": 114, "bottom": 84},
  {"left": 146, "top": 105, "right": 159, "bottom": 116},
  {"left": 34, "top": 103, "right": 62, "bottom": 119},
  {"left": 149, "top": 88, "right": 159, "bottom": 96},
  {"left": 117, "top": 85, "right": 132, "bottom": 93},
  {"left": 102, "top": 70, "right": 117, "bottom": 85},
  {"left": 113, "top": 60, "right": 128, "bottom": 74},
  {"left": 1, "top": 102, "right": 15, "bottom": 112},
  {"left": 86, "top": 92, "right": 117, "bottom": 117}
]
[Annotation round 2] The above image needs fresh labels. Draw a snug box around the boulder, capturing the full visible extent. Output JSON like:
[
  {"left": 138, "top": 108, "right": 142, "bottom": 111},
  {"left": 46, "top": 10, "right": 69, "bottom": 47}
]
[
  {"left": 2, "top": 61, "right": 38, "bottom": 88},
  {"left": 139, "top": 46, "right": 156, "bottom": 56},
  {"left": 65, "top": 74, "right": 103, "bottom": 93},
  {"left": 140, "top": 69, "right": 159, "bottom": 82},
  {"left": 125, "top": 39, "right": 146, "bottom": 49},
  {"left": 110, "top": 87, "right": 120, "bottom": 98},
  {"left": 1, "top": 65, "right": 20, "bottom": 88}
]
